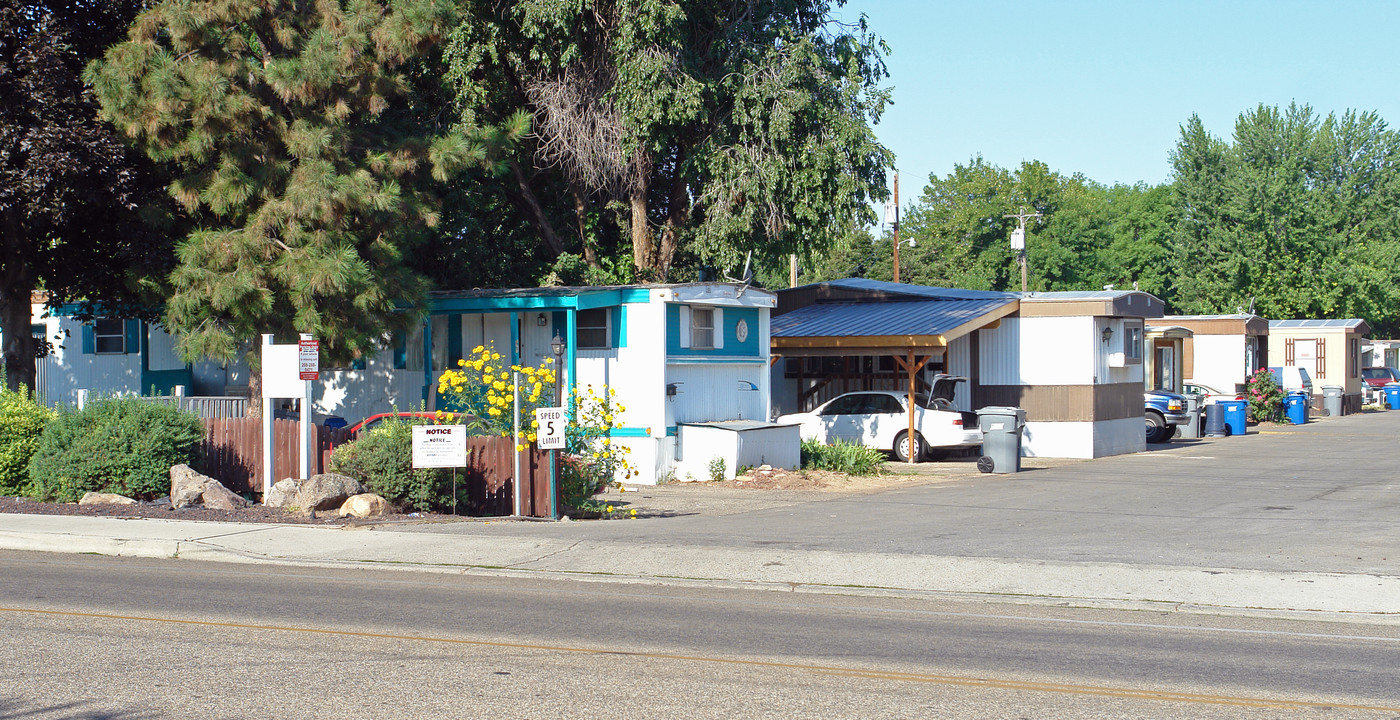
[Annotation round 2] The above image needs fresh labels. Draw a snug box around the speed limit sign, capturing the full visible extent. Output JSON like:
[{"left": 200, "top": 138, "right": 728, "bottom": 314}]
[{"left": 534, "top": 406, "right": 566, "bottom": 450}]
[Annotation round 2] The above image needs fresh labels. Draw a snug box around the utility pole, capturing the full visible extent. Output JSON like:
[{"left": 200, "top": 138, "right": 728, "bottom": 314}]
[
  {"left": 1004, "top": 207, "right": 1042, "bottom": 292},
  {"left": 889, "top": 173, "right": 902, "bottom": 283}
]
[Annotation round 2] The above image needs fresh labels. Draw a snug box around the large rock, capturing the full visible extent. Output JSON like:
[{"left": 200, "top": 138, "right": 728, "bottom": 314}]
[
  {"left": 169, "top": 465, "right": 215, "bottom": 509},
  {"left": 201, "top": 480, "right": 249, "bottom": 511},
  {"left": 264, "top": 478, "right": 301, "bottom": 509},
  {"left": 296, "top": 473, "right": 365, "bottom": 511},
  {"left": 338, "top": 493, "right": 389, "bottom": 519},
  {"left": 79, "top": 492, "right": 137, "bottom": 506}
]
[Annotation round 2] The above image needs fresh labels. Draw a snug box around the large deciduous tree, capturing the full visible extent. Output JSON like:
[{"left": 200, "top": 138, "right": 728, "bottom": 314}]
[
  {"left": 1171, "top": 104, "right": 1400, "bottom": 332},
  {"left": 86, "top": 0, "right": 524, "bottom": 383},
  {"left": 447, "top": 0, "right": 893, "bottom": 282},
  {"left": 0, "top": 0, "right": 173, "bottom": 393}
]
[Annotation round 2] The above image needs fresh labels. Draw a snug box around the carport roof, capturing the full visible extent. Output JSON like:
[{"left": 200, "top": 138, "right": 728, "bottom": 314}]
[{"left": 771, "top": 296, "right": 1018, "bottom": 354}]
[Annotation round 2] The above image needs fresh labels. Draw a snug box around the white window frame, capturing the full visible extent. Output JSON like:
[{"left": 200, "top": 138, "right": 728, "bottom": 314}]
[
  {"left": 1123, "top": 324, "right": 1143, "bottom": 364},
  {"left": 93, "top": 317, "right": 127, "bottom": 355},
  {"left": 690, "top": 307, "right": 716, "bottom": 349}
]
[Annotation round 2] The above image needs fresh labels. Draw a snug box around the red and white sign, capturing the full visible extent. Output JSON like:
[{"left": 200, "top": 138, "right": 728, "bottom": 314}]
[{"left": 298, "top": 338, "right": 319, "bottom": 380}]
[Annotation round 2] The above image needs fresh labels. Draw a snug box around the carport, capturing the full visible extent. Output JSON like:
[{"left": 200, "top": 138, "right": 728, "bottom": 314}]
[{"left": 769, "top": 279, "right": 1019, "bottom": 460}]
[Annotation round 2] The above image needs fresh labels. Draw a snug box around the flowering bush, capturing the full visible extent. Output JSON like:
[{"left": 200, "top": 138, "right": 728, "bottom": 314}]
[
  {"left": 559, "top": 384, "right": 636, "bottom": 509},
  {"left": 436, "top": 344, "right": 557, "bottom": 442},
  {"left": 1245, "top": 368, "right": 1285, "bottom": 423},
  {"left": 436, "top": 344, "right": 637, "bottom": 511}
]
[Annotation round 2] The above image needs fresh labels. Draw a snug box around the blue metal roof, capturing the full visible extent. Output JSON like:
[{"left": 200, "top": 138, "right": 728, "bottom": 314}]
[
  {"left": 1269, "top": 319, "right": 1368, "bottom": 329},
  {"left": 804, "top": 278, "right": 1018, "bottom": 301},
  {"left": 772, "top": 298, "right": 1016, "bottom": 338}
]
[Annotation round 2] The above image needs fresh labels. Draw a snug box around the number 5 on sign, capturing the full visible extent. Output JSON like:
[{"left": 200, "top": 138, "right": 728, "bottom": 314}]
[{"left": 535, "top": 407, "right": 566, "bottom": 450}]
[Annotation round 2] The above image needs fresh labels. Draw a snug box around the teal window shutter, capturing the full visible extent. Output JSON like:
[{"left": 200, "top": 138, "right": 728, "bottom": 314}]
[
  {"left": 612, "top": 306, "right": 627, "bottom": 348},
  {"left": 393, "top": 331, "right": 407, "bottom": 369},
  {"left": 447, "top": 314, "right": 463, "bottom": 363},
  {"left": 125, "top": 320, "right": 142, "bottom": 354},
  {"left": 351, "top": 356, "right": 367, "bottom": 370},
  {"left": 81, "top": 325, "right": 95, "bottom": 354}
]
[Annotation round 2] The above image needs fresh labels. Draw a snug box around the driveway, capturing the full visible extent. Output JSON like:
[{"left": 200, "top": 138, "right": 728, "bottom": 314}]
[{"left": 406, "top": 410, "right": 1400, "bottom": 577}]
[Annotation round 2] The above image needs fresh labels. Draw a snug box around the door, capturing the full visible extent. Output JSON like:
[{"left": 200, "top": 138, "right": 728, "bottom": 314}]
[
  {"left": 817, "top": 394, "right": 863, "bottom": 443},
  {"left": 1294, "top": 339, "right": 1321, "bottom": 380},
  {"left": 1154, "top": 344, "right": 1176, "bottom": 391}
]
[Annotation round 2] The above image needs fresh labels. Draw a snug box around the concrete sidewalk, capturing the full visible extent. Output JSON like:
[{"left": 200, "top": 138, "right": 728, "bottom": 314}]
[{"left": 3, "top": 508, "right": 1398, "bottom": 620}]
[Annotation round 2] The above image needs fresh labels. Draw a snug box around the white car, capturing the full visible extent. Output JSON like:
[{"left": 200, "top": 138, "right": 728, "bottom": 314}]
[
  {"left": 777, "top": 376, "right": 982, "bottom": 462},
  {"left": 1182, "top": 381, "right": 1242, "bottom": 405}
]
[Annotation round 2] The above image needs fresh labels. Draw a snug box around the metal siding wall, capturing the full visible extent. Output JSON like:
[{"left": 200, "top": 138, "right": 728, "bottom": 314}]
[
  {"left": 1022, "top": 316, "right": 1093, "bottom": 385},
  {"left": 977, "top": 317, "right": 1021, "bottom": 385},
  {"left": 45, "top": 316, "right": 142, "bottom": 404},
  {"left": 946, "top": 336, "right": 972, "bottom": 410},
  {"left": 146, "top": 325, "right": 186, "bottom": 372},
  {"left": 666, "top": 364, "right": 768, "bottom": 423},
  {"left": 1191, "top": 334, "right": 1246, "bottom": 391}
]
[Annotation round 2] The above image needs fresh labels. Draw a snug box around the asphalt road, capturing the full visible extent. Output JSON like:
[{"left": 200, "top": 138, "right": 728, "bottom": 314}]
[
  {"left": 3, "top": 552, "right": 1399, "bottom": 719},
  {"left": 400, "top": 410, "right": 1400, "bottom": 575}
]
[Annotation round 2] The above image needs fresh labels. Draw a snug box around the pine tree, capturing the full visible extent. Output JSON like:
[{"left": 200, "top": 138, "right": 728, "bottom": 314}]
[{"left": 87, "top": 0, "right": 526, "bottom": 377}]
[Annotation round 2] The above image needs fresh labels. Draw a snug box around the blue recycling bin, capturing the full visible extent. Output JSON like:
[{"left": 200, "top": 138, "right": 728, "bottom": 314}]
[
  {"left": 1220, "top": 399, "right": 1248, "bottom": 436},
  {"left": 1284, "top": 392, "right": 1309, "bottom": 425},
  {"left": 1386, "top": 383, "right": 1400, "bottom": 410}
]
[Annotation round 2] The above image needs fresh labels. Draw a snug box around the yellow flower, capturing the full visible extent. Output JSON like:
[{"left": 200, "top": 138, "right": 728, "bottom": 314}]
[
  {"left": 530, "top": 419, "right": 539, "bottom": 428},
  {"left": 630, "top": 509, "right": 637, "bottom": 517},
  {"left": 488, "top": 407, "right": 502, "bottom": 416},
  {"left": 457, "top": 359, "right": 466, "bottom": 367},
  {"left": 516, "top": 443, "right": 526, "bottom": 451},
  {"left": 472, "top": 345, "right": 484, "bottom": 354},
  {"left": 605, "top": 505, "right": 614, "bottom": 513},
  {"left": 491, "top": 352, "right": 501, "bottom": 360},
  {"left": 544, "top": 358, "right": 553, "bottom": 364}
]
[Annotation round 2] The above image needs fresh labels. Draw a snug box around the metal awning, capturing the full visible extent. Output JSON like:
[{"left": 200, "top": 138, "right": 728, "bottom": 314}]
[{"left": 770, "top": 298, "right": 1018, "bottom": 356}]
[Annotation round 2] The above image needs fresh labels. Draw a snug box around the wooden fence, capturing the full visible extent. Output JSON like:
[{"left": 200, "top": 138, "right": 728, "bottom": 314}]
[{"left": 200, "top": 418, "right": 555, "bottom": 517}]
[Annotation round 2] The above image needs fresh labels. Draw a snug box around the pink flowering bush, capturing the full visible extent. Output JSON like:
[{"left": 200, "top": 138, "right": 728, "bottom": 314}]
[{"left": 1246, "top": 368, "right": 1284, "bottom": 423}]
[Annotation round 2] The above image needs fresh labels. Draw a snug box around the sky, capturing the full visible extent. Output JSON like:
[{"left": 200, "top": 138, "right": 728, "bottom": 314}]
[{"left": 835, "top": 0, "right": 1400, "bottom": 201}]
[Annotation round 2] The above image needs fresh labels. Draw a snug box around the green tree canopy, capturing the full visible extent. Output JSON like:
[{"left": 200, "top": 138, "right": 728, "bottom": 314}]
[
  {"left": 86, "top": 0, "right": 525, "bottom": 372},
  {"left": 0, "top": 0, "right": 176, "bottom": 393},
  {"left": 446, "top": 0, "right": 893, "bottom": 283}
]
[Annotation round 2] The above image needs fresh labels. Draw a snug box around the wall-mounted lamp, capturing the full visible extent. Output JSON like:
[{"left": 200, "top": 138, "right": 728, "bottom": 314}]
[
  {"left": 1102, "top": 326, "right": 1115, "bottom": 344},
  {"left": 537, "top": 313, "right": 547, "bottom": 327}
]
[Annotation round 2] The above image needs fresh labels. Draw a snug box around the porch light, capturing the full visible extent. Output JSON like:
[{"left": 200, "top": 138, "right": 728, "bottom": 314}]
[
  {"left": 1102, "top": 326, "right": 1114, "bottom": 344},
  {"left": 537, "top": 313, "right": 547, "bottom": 327},
  {"left": 551, "top": 332, "right": 566, "bottom": 357}
]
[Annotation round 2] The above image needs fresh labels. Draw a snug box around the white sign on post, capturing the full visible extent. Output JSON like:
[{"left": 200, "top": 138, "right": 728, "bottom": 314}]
[
  {"left": 298, "top": 338, "right": 319, "bottom": 380},
  {"left": 412, "top": 425, "right": 468, "bottom": 468},
  {"left": 535, "top": 407, "right": 566, "bottom": 450}
]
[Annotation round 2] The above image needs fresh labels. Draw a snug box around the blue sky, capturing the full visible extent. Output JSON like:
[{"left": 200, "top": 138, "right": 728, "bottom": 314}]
[{"left": 836, "top": 0, "right": 1400, "bottom": 198}]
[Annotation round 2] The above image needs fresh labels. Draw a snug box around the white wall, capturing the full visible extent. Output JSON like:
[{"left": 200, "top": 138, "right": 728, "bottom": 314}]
[
  {"left": 1022, "top": 417, "right": 1144, "bottom": 459},
  {"left": 1190, "top": 334, "right": 1246, "bottom": 391}
]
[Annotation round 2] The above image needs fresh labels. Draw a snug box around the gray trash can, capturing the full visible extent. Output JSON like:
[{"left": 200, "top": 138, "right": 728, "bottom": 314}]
[
  {"left": 976, "top": 406, "right": 1025, "bottom": 474},
  {"left": 1203, "top": 404, "right": 1227, "bottom": 437},
  {"left": 1178, "top": 394, "right": 1203, "bottom": 439},
  {"left": 1322, "top": 385, "right": 1344, "bottom": 417}
]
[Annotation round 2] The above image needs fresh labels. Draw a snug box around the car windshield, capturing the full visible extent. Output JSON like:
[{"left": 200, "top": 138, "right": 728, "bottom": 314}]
[{"left": 1362, "top": 368, "right": 1397, "bottom": 380}]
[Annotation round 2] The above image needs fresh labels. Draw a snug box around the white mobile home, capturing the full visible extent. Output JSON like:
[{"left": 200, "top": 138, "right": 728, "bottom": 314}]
[{"left": 1160, "top": 314, "right": 1269, "bottom": 394}]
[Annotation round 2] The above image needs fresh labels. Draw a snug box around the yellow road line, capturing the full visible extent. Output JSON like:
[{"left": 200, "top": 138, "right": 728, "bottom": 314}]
[{"left": 6, "top": 605, "right": 1397, "bottom": 712}]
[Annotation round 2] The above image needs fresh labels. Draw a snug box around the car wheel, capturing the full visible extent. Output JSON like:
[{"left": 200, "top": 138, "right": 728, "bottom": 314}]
[
  {"left": 893, "top": 431, "right": 925, "bottom": 462},
  {"left": 1145, "top": 411, "right": 1167, "bottom": 444}
]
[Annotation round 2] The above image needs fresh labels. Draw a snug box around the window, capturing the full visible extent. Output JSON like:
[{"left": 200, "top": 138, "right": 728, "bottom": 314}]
[
  {"left": 1124, "top": 324, "right": 1143, "bottom": 363},
  {"left": 690, "top": 307, "right": 715, "bottom": 349},
  {"left": 93, "top": 318, "right": 127, "bottom": 354},
  {"left": 862, "top": 394, "right": 904, "bottom": 414},
  {"left": 577, "top": 308, "right": 610, "bottom": 349}
]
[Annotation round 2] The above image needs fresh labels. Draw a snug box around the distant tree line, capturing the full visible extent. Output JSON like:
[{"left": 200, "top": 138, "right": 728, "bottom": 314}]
[{"left": 835, "top": 103, "right": 1400, "bottom": 337}]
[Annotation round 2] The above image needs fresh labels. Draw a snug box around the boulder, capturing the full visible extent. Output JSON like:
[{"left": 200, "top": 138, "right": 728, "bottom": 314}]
[
  {"left": 79, "top": 492, "right": 137, "bottom": 506},
  {"left": 170, "top": 464, "right": 215, "bottom": 509},
  {"left": 337, "top": 493, "right": 389, "bottom": 519},
  {"left": 264, "top": 478, "right": 301, "bottom": 509},
  {"left": 201, "top": 480, "right": 249, "bottom": 511},
  {"left": 296, "top": 473, "right": 365, "bottom": 511}
]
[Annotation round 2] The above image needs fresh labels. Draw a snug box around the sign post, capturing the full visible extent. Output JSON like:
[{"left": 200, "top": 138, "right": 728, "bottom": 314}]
[{"left": 413, "top": 425, "right": 468, "bottom": 514}]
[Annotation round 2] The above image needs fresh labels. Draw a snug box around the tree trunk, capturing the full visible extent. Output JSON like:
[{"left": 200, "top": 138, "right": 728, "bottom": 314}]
[
  {"left": 0, "top": 208, "right": 38, "bottom": 394},
  {"left": 570, "top": 183, "right": 599, "bottom": 267},
  {"left": 630, "top": 177, "right": 653, "bottom": 276},
  {"left": 246, "top": 350, "right": 263, "bottom": 419},
  {"left": 654, "top": 168, "right": 690, "bottom": 281},
  {"left": 506, "top": 161, "right": 566, "bottom": 257}
]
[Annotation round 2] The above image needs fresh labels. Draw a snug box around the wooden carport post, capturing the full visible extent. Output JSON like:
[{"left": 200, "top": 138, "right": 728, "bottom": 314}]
[{"left": 894, "top": 350, "right": 931, "bottom": 463}]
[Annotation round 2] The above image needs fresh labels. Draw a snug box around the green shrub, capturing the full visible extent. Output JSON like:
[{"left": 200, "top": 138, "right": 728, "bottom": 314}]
[
  {"left": 800, "top": 438, "right": 886, "bottom": 476},
  {"left": 329, "top": 416, "right": 452, "bottom": 512},
  {"left": 1246, "top": 368, "right": 1285, "bottom": 422},
  {"left": 27, "top": 396, "right": 204, "bottom": 502},
  {"left": 0, "top": 384, "right": 55, "bottom": 496}
]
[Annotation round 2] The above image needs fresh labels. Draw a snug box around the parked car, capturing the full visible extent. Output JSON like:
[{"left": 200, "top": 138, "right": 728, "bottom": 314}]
[
  {"left": 1268, "top": 366, "right": 1314, "bottom": 396},
  {"left": 1144, "top": 390, "right": 1190, "bottom": 444},
  {"left": 1182, "top": 381, "right": 1242, "bottom": 405},
  {"left": 776, "top": 376, "right": 982, "bottom": 462},
  {"left": 1360, "top": 367, "right": 1400, "bottom": 403}
]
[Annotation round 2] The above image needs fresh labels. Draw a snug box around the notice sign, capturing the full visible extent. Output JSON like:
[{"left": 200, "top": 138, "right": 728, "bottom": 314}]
[
  {"left": 412, "top": 425, "right": 467, "bottom": 468},
  {"left": 535, "top": 407, "right": 566, "bottom": 450},
  {"left": 298, "top": 338, "right": 319, "bottom": 380}
]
